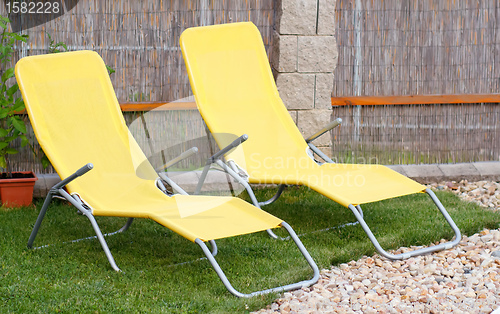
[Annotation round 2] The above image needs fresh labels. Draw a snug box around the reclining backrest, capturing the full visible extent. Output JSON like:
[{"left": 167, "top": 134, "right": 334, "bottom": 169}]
[
  {"left": 15, "top": 51, "right": 158, "bottom": 201},
  {"left": 181, "top": 22, "right": 317, "bottom": 176}
]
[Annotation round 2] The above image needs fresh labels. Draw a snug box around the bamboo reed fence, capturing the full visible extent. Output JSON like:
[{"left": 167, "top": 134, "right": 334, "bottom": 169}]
[
  {"left": 335, "top": 0, "right": 500, "bottom": 96},
  {"left": 4, "top": 0, "right": 500, "bottom": 173},
  {"left": 331, "top": 102, "right": 500, "bottom": 165},
  {"left": 333, "top": 0, "right": 500, "bottom": 164},
  {"left": 3, "top": 0, "right": 275, "bottom": 103},
  {"left": 2, "top": 0, "right": 275, "bottom": 173}
]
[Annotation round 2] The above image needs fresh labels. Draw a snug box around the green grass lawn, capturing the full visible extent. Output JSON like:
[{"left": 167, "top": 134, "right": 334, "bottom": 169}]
[{"left": 1, "top": 186, "right": 499, "bottom": 313}]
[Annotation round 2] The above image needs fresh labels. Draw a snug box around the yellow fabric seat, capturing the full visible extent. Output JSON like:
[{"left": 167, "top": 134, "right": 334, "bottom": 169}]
[
  {"left": 180, "top": 22, "right": 461, "bottom": 260},
  {"left": 15, "top": 50, "right": 319, "bottom": 297},
  {"left": 247, "top": 163, "right": 424, "bottom": 208}
]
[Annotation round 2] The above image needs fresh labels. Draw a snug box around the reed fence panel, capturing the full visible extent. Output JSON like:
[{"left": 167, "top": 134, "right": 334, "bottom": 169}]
[
  {"left": 2, "top": 0, "right": 275, "bottom": 173},
  {"left": 333, "top": 0, "right": 500, "bottom": 164}
]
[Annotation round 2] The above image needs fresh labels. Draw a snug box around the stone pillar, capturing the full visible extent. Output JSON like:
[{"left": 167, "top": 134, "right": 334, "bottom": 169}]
[{"left": 272, "top": 0, "right": 338, "bottom": 155}]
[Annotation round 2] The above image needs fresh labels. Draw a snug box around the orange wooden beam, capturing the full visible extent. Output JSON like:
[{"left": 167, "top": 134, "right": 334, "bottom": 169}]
[
  {"left": 120, "top": 101, "right": 197, "bottom": 111},
  {"left": 331, "top": 94, "right": 500, "bottom": 106}
]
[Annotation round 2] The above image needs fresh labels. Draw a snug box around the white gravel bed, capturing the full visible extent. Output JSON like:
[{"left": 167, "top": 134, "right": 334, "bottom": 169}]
[
  {"left": 429, "top": 180, "right": 500, "bottom": 211},
  {"left": 253, "top": 181, "right": 500, "bottom": 313}
]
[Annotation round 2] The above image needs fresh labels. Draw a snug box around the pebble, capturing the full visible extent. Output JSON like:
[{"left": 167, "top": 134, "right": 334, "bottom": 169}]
[
  {"left": 431, "top": 180, "right": 500, "bottom": 211},
  {"left": 252, "top": 181, "right": 500, "bottom": 313}
]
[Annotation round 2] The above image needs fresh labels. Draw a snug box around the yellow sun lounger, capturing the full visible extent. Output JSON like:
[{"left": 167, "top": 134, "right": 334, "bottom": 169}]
[
  {"left": 15, "top": 50, "right": 319, "bottom": 297},
  {"left": 180, "top": 22, "right": 461, "bottom": 260}
]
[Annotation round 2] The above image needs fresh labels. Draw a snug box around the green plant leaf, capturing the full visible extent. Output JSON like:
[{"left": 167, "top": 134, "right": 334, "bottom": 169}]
[
  {"left": 1, "top": 68, "right": 14, "bottom": 83},
  {"left": 10, "top": 116, "right": 26, "bottom": 134},
  {"left": 0, "top": 156, "right": 6, "bottom": 169},
  {"left": 4, "top": 135, "right": 17, "bottom": 143},
  {"left": 46, "top": 32, "right": 68, "bottom": 54},
  {"left": 41, "top": 155, "right": 50, "bottom": 168},
  {"left": 0, "top": 108, "right": 10, "bottom": 119},
  {"left": 0, "top": 47, "right": 7, "bottom": 58},
  {"left": 6, "top": 83, "right": 18, "bottom": 97},
  {"left": 11, "top": 33, "right": 28, "bottom": 42},
  {"left": 0, "top": 142, "right": 8, "bottom": 150},
  {"left": 106, "top": 65, "right": 116, "bottom": 75},
  {"left": 20, "top": 134, "right": 29, "bottom": 147},
  {"left": 0, "top": 128, "right": 9, "bottom": 137},
  {"left": 5, "top": 148, "right": 18, "bottom": 154},
  {"left": 12, "top": 97, "right": 24, "bottom": 112},
  {"left": 56, "top": 42, "right": 67, "bottom": 50},
  {"left": 0, "top": 16, "right": 8, "bottom": 30}
]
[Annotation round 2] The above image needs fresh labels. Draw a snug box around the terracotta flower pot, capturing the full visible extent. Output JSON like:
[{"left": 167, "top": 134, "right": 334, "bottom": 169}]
[{"left": 0, "top": 171, "right": 38, "bottom": 207}]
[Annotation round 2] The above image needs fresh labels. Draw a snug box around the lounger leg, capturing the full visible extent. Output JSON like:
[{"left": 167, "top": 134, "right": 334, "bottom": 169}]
[
  {"left": 117, "top": 218, "right": 134, "bottom": 233},
  {"left": 195, "top": 221, "right": 319, "bottom": 297},
  {"left": 209, "top": 239, "right": 218, "bottom": 256},
  {"left": 355, "top": 205, "right": 364, "bottom": 218},
  {"left": 258, "top": 184, "right": 287, "bottom": 206},
  {"left": 194, "top": 163, "right": 211, "bottom": 195},
  {"left": 27, "top": 191, "right": 55, "bottom": 248},
  {"left": 27, "top": 189, "right": 122, "bottom": 271},
  {"left": 27, "top": 164, "right": 122, "bottom": 271},
  {"left": 28, "top": 164, "right": 93, "bottom": 250},
  {"left": 348, "top": 188, "right": 461, "bottom": 260},
  {"left": 248, "top": 183, "right": 279, "bottom": 239},
  {"left": 82, "top": 210, "right": 121, "bottom": 272},
  {"left": 59, "top": 189, "right": 121, "bottom": 271}
]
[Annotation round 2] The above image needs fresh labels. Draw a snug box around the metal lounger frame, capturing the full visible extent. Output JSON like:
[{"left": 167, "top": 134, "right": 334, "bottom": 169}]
[
  {"left": 196, "top": 221, "right": 319, "bottom": 298},
  {"left": 203, "top": 124, "right": 461, "bottom": 260},
  {"left": 27, "top": 163, "right": 319, "bottom": 297},
  {"left": 348, "top": 188, "right": 461, "bottom": 260}
]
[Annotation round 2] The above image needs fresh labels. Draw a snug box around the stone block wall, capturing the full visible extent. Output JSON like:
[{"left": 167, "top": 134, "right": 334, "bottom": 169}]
[{"left": 272, "top": 0, "right": 338, "bottom": 154}]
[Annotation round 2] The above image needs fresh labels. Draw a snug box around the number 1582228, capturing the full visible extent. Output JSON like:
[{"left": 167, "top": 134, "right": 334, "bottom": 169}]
[{"left": 6, "top": 1, "right": 60, "bottom": 14}]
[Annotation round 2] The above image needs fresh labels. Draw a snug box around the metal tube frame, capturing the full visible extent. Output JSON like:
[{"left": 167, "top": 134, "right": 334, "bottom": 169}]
[
  {"left": 211, "top": 118, "right": 460, "bottom": 260},
  {"left": 305, "top": 118, "right": 342, "bottom": 144},
  {"left": 194, "top": 162, "right": 212, "bottom": 195},
  {"left": 211, "top": 126, "right": 347, "bottom": 238},
  {"left": 305, "top": 117, "right": 342, "bottom": 164},
  {"left": 27, "top": 163, "right": 125, "bottom": 271},
  {"left": 258, "top": 184, "right": 287, "bottom": 206},
  {"left": 156, "top": 147, "right": 198, "bottom": 172},
  {"left": 214, "top": 121, "right": 341, "bottom": 209},
  {"left": 347, "top": 188, "right": 461, "bottom": 260},
  {"left": 27, "top": 165, "right": 318, "bottom": 296},
  {"left": 27, "top": 163, "right": 220, "bottom": 273},
  {"left": 158, "top": 172, "right": 189, "bottom": 195},
  {"left": 194, "top": 134, "right": 248, "bottom": 195},
  {"left": 192, "top": 134, "right": 279, "bottom": 241},
  {"left": 215, "top": 159, "right": 279, "bottom": 239},
  {"left": 156, "top": 147, "right": 200, "bottom": 195},
  {"left": 195, "top": 221, "right": 319, "bottom": 298},
  {"left": 225, "top": 166, "right": 287, "bottom": 210},
  {"left": 308, "top": 143, "right": 334, "bottom": 164}
]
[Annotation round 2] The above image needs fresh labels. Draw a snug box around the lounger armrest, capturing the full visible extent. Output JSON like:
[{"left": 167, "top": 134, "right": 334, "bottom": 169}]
[
  {"left": 209, "top": 134, "right": 248, "bottom": 163},
  {"left": 156, "top": 147, "right": 199, "bottom": 171},
  {"left": 53, "top": 163, "right": 94, "bottom": 190},
  {"left": 305, "top": 118, "right": 342, "bottom": 143},
  {"left": 194, "top": 134, "right": 248, "bottom": 195}
]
